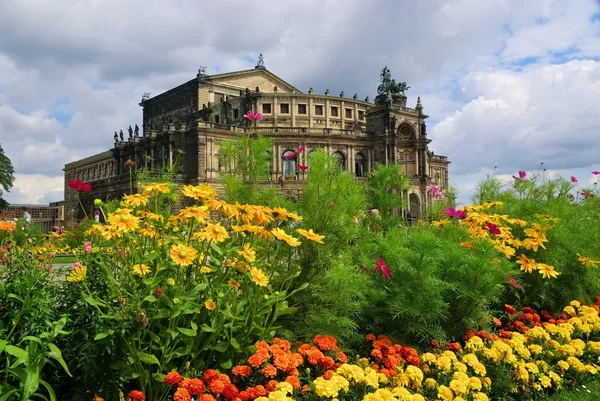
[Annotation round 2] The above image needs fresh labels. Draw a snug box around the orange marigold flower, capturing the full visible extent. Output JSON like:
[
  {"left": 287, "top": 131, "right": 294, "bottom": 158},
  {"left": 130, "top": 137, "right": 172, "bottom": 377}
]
[
  {"left": 336, "top": 351, "right": 348, "bottom": 364},
  {"left": 313, "top": 335, "right": 337, "bottom": 351},
  {"left": 208, "top": 379, "right": 226, "bottom": 394},
  {"left": 272, "top": 338, "right": 291, "bottom": 350},
  {"left": 306, "top": 349, "right": 324, "bottom": 365},
  {"left": 286, "top": 375, "right": 301, "bottom": 390},
  {"left": 261, "top": 364, "right": 277, "bottom": 378},
  {"left": 256, "top": 341, "right": 270, "bottom": 351},
  {"left": 198, "top": 395, "right": 217, "bottom": 401},
  {"left": 222, "top": 383, "right": 240, "bottom": 400},
  {"left": 164, "top": 370, "right": 183, "bottom": 386},
  {"left": 180, "top": 378, "right": 205, "bottom": 395},
  {"left": 301, "top": 385, "right": 310, "bottom": 395},
  {"left": 323, "top": 370, "right": 335, "bottom": 380},
  {"left": 173, "top": 387, "right": 191, "bottom": 401},
  {"left": 371, "top": 348, "right": 383, "bottom": 362},
  {"left": 202, "top": 369, "right": 220, "bottom": 384},
  {"left": 265, "top": 380, "right": 278, "bottom": 392},
  {"left": 504, "top": 304, "right": 517, "bottom": 315},
  {"left": 248, "top": 349, "right": 269, "bottom": 368},
  {"left": 128, "top": 390, "right": 145, "bottom": 401},
  {"left": 92, "top": 397, "right": 105, "bottom": 401},
  {"left": 365, "top": 334, "right": 376, "bottom": 341},
  {"left": 319, "top": 356, "right": 336, "bottom": 370},
  {"left": 493, "top": 317, "right": 502, "bottom": 326},
  {"left": 232, "top": 365, "right": 253, "bottom": 378}
]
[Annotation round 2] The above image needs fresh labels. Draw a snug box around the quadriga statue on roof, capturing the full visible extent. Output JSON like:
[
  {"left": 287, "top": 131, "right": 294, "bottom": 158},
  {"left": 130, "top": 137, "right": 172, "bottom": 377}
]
[{"left": 377, "top": 66, "right": 410, "bottom": 96}]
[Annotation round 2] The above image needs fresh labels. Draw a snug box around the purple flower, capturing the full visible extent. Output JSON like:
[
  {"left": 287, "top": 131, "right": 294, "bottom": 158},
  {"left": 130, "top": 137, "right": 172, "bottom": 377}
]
[{"left": 571, "top": 176, "right": 578, "bottom": 183}]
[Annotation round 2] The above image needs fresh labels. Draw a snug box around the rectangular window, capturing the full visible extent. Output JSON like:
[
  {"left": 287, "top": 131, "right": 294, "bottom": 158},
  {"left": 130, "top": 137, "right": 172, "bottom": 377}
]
[
  {"left": 330, "top": 106, "right": 339, "bottom": 117},
  {"left": 345, "top": 108, "right": 353, "bottom": 118},
  {"left": 214, "top": 93, "right": 225, "bottom": 103},
  {"left": 315, "top": 105, "right": 324, "bottom": 116},
  {"left": 297, "top": 104, "right": 307, "bottom": 114},
  {"left": 358, "top": 110, "right": 365, "bottom": 120},
  {"left": 280, "top": 103, "right": 290, "bottom": 114},
  {"left": 214, "top": 115, "right": 220, "bottom": 124},
  {"left": 262, "top": 103, "right": 272, "bottom": 114},
  {"left": 233, "top": 109, "right": 239, "bottom": 119}
]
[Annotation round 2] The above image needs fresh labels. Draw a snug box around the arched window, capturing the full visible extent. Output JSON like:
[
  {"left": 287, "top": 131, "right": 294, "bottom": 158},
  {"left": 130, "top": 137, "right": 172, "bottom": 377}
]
[
  {"left": 355, "top": 153, "right": 366, "bottom": 177},
  {"left": 333, "top": 151, "right": 345, "bottom": 171},
  {"left": 283, "top": 151, "right": 297, "bottom": 177}
]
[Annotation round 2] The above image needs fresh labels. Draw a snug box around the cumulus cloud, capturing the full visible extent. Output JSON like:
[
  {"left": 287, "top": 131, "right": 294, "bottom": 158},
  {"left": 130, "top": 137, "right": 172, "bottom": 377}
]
[{"left": 0, "top": 0, "right": 598, "bottom": 205}]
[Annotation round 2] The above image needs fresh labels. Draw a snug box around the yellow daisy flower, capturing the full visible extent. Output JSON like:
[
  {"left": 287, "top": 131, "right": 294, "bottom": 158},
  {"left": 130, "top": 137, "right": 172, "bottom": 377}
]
[
  {"left": 296, "top": 228, "right": 325, "bottom": 244},
  {"left": 203, "top": 223, "right": 230, "bottom": 243},
  {"left": 250, "top": 267, "right": 269, "bottom": 287},
  {"left": 181, "top": 184, "right": 217, "bottom": 200},
  {"left": 205, "top": 299, "right": 216, "bottom": 310},
  {"left": 170, "top": 243, "right": 198, "bottom": 266},
  {"left": 67, "top": 264, "right": 87, "bottom": 283},
  {"left": 123, "top": 194, "right": 149, "bottom": 208},
  {"left": 132, "top": 264, "right": 151, "bottom": 276},
  {"left": 271, "top": 228, "right": 302, "bottom": 247},
  {"left": 142, "top": 183, "right": 170, "bottom": 197},
  {"left": 107, "top": 210, "right": 140, "bottom": 232},
  {"left": 238, "top": 243, "right": 256, "bottom": 262}
]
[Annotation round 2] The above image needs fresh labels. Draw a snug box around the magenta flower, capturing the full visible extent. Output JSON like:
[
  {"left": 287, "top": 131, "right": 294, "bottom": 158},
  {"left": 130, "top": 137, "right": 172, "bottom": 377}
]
[
  {"left": 592, "top": 171, "right": 600, "bottom": 175},
  {"left": 443, "top": 207, "right": 465, "bottom": 219},
  {"left": 373, "top": 258, "right": 392, "bottom": 280},
  {"left": 428, "top": 185, "right": 445, "bottom": 200},
  {"left": 571, "top": 176, "right": 578, "bottom": 183},
  {"left": 513, "top": 170, "right": 527, "bottom": 180},
  {"left": 243, "top": 110, "right": 263, "bottom": 121},
  {"left": 298, "top": 144, "right": 306, "bottom": 153},
  {"left": 284, "top": 152, "right": 297, "bottom": 160},
  {"left": 507, "top": 274, "right": 521, "bottom": 289},
  {"left": 483, "top": 222, "right": 501, "bottom": 235}
]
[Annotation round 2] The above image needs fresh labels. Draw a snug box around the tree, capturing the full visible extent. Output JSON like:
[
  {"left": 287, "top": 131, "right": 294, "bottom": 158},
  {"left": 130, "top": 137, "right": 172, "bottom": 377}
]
[{"left": 0, "top": 144, "right": 15, "bottom": 209}]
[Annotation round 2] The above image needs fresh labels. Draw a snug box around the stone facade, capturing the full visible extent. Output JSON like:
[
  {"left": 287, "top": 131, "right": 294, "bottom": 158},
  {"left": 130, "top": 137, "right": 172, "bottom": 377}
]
[{"left": 63, "top": 66, "right": 449, "bottom": 219}]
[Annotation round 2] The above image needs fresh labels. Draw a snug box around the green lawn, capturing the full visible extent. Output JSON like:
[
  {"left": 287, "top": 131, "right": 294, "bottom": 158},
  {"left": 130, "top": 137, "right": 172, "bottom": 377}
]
[
  {"left": 547, "top": 381, "right": 600, "bottom": 401},
  {"left": 51, "top": 255, "right": 77, "bottom": 264}
]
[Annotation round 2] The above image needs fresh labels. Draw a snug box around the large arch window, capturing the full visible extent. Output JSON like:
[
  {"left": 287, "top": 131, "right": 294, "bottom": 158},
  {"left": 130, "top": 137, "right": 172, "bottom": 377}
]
[
  {"left": 333, "top": 151, "right": 345, "bottom": 171},
  {"left": 282, "top": 151, "right": 297, "bottom": 177},
  {"left": 355, "top": 152, "right": 366, "bottom": 177}
]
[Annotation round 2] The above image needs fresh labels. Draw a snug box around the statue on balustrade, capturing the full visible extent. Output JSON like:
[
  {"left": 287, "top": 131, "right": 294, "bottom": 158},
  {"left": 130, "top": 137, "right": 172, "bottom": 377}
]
[
  {"left": 114, "top": 131, "right": 119, "bottom": 142},
  {"left": 119, "top": 130, "right": 124, "bottom": 142},
  {"left": 134, "top": 124, "right": 140, "bottom": 137},
  {"left": 128, "top": 125, "right": 134, "bottom": 139}
]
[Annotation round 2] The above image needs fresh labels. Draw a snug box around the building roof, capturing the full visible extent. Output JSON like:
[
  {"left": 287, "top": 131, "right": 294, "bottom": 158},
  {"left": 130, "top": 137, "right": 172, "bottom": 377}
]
[{"left": 203, "top": 67, "right": 303, "bottom": 94}]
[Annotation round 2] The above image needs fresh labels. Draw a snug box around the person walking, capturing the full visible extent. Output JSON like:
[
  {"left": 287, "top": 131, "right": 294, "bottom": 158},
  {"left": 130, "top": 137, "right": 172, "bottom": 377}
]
[{"left": 21, "top": 207, "right": 31, "bottom": 230}]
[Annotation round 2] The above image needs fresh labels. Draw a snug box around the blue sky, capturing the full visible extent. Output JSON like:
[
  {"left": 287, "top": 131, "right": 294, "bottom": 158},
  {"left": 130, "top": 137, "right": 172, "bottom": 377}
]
[{"left": 0, "top": 0, "right": 599, "bottom": 205}]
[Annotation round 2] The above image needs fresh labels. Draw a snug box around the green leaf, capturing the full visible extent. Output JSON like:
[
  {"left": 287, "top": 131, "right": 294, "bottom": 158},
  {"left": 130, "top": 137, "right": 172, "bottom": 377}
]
[
  {"left": 0, "top": 339, "right": 8, "bottom": 353},
  {"left": 47, "top": 343, "right": 72, "bottom": 376},
  {"left": 6, "top": 293, "right": 24, "bottom": 303},
  {"left": 138, "top": 352, "right": 160, "bottom": 366},
  {"left": 143, "top": 295, "right": 158, "bottom": 303},
  {"left": 93, "top": 330, "right": 114, "bottom": 341},
  {"left": 230, "top": 337, "right": 240, "bottom": 350},
  {"left": 5, "top": 345, "right": 28, "bottom": 365},
  {"left": 177, "top": 327, "right": 196, "bottom": 337},
  {"left": 0, "top": 389, "right": 18, "bottom": 401},
  {"left": 22, "top": 367, "right": 41, "bottom": 399},
  {"left": 210, "top": 243, "right": 223, "bottom": 255},
  {"left": 39, "top": 379, "right": 57, "bottom": 401},
  {"left": 191, "top": 322, "right": 198, "bottom": 331},
  {"left": 201, "top": 324, "right": 214, "bottom": 332},
  {"left": 220, "top": 359, "right": 233, "bottom": 369},
  {"left": 213, "top": 342, "right": 228, "bottom": 352}
]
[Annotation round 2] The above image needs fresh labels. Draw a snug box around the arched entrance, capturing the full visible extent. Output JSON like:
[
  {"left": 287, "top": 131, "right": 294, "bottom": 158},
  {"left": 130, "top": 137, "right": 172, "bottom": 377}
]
[{"left": 409, "top": 193, "right": 420, "bottom": 222}]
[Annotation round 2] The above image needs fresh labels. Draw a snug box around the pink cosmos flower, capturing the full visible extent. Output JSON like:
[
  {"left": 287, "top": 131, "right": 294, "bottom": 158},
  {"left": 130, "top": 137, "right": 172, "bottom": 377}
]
[
  {"left": 443, "top": 207, "right": 465, "bottom": 219},
  {"left": 83, "top": 241, "right": 92, "bottom": 254},
  {"left": 483, "top": 222, "right": 501, "bottom": 235},
  {"left": 297, "top": 144, "right": 306, "bottom": 153},
  {"left": 507, "top": 274, "right": 521, "bottom": 289},
  {"left": 428, "top": 185, "right": 445, "bottom": 200},
  {"left": 592, "top": 171, "right": 600, "bottom": 175},
  {"left": 570, "top": 176, "right": 578, "bottom": 183},
  {"left": 243, "top": 110, "right": 262, "bottom": 121},
  {"left": 513, "top": 170, "right": 527, "bottom": 180},
  {"left": 373, "top": 258, "right": 391, "bottom": 280}
]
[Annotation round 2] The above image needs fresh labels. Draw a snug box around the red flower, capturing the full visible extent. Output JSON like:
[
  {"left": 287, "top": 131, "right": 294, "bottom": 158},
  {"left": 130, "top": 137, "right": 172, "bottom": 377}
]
[
  {"left": 68, "top": 178, "right": 93, "bottom": 193},
  {"left": 127, "top": 390, "right": 145, "bottom": 401},
  {"left": 164, "top": 370, "right": 182, "bottom": 386},
  {"left": 298, "top": 164, "right": 309, "bottom": 171},
  {"left": 156, "top": 287, "right": 163, "bottom": 297},
  {"left": 483, "top": 222, "right": 501, "bottom": 235},
  {"left": 373, "top": 258, "right": 391, "bottom": 280},
  {"left": 507, "top": 274, "right": 521, "bottom": 289}
]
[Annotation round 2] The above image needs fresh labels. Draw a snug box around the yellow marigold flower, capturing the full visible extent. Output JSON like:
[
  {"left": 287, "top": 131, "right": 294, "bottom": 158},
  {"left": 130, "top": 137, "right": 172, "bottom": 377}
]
[
  {"left": 577, "top": 253, "right": 600, "bottom": 268},
  {"left": 203, "top": 223, "right": 230, "bottom": 243},
  {"left": 170, "top": 243, "right": 197, "bottom": 266},
  {"left": 516, "top": 254, "right": 537, "bottom": 273},
  {"left": 167, "top": 278, "right": 175, "bottom": 286},
  {"left": 238, "top": 243, "right": 256, "bottom": 262},
  {"left": 181, "top": 184, "right": 217, "bottom": 200},
  {"left": 250, "top": 267, "right": 269, "bottom": 287},
  {"left": 228, "top": 279, "right": 240, "bottom": 289},
  {"left": 178, "top": 206, "right": 210, "bottom": 222},
  {"left": 205, "top": 299, "right": 216, "bottom": 310},
  {"left": 437, "top": 385, "right": 453, "bottom": 401},
  {"left": 472, "top": 393, "right": 489, "bottom": 401},
  {"left": 67, "top": 264, "right": 87, "bottom": 283},
  {"left": 537, "top": 263, "right": 560, "bottom": 279},
  {"left": 132, "top": 264, "right": 151, "bottom": 276},
  {"left": 107, "top": 210, "right": 140, "bottom": 232},
  {"left": 297, "top": 228, "right": 325, "bottom": 244},
  {"left": 271, "top": 228, "right": 302, "bottom": 247},
  {"left": 424, "top": 378, "right": 437, "bottom": 389},
  {"left": 142, "top": 183, "right": 170, "bottom": 196},
  {"left": 123, "top": 193, "right": 149, "bottom": 208}
]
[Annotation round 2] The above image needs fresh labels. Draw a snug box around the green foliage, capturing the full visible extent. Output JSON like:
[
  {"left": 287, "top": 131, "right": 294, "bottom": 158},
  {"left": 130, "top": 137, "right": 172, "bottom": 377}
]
[
  {"left": 367, "top": 163, "right": 410, "bottom": 221},
  {"left": 0, "top": 143, "right": 15, "bottom": 209},
  {"left": 473, "top": 176, "right": 503, "bottom": 205}
]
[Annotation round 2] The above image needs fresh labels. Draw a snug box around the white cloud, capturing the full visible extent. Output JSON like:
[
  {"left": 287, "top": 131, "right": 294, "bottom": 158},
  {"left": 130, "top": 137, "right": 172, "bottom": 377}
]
[
  {"left": 6, "top": 174, "right": 63, "bottom": 204},
  {"left": 0, "top": 0, "right": 598, "bottom": 205}
]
